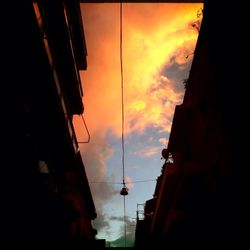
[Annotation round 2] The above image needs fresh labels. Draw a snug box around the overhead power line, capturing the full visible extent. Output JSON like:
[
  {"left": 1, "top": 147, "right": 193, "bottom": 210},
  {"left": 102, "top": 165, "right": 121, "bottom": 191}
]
[
  {"left": 120, "top": 2, "right": 125, "bottom": 187},
  {"left": 119, "top": 2, "right": 127, "bottom": 248},
  {"left": 89, "top": 179, "right": 157, "bottom": 184}
]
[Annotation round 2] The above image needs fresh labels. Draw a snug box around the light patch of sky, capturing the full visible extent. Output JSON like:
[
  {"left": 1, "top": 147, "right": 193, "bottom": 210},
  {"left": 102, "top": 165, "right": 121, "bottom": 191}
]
[{"left": 95, "top": 128, "right": 168, "bottom": 242}]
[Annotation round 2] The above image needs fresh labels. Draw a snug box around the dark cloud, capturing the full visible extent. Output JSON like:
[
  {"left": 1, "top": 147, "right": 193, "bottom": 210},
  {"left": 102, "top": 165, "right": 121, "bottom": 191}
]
[
  {"left": 109, "top": 215, "right": 131, "bottom": 223},
  {"left": 92, "top": 208, "right": 110, "bottom": 233},
  {"left": 79, "top": 131, "right": 119, "bottom": 234},
  {"left": 160, "top": 59, "right": 192, "bottom": 93},
  {"left": 148, "top": 77, "right": 169, "bottom": 94},
  {"left": 80, "top": 131, "right": 117, "bottom": 203}
]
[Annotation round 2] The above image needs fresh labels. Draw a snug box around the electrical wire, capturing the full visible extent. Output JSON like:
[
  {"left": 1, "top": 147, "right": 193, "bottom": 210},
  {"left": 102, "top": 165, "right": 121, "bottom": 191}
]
[
  {"left": 89, "top": 179, "right": 157, "bottom": 184},
  {"left": 120, "top": 2, "right": 125, "bottom": 186},
  {"left": 120, "top": 2, "right": 126, "bottom": 247},
  {"left": 123, "top": 195, "right": 126, "bottom": 248}
]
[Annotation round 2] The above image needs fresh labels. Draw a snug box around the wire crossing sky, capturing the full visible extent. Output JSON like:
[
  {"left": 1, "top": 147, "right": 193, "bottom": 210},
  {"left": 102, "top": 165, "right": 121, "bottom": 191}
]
[
  {"left": 74, "top": 2, "right": 203, "bottom": 247},
  {"left": 89, "top": 179, "right": 157, "bottom": 184},
  {"left": 119, "top": 3, "right": 128, "bottom": 247}
]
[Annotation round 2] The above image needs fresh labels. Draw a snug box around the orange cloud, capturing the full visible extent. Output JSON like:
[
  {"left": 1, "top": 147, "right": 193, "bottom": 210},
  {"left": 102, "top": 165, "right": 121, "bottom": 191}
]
[
  {"left": 78, "top": 3, "right": 202, "bottom": 138},
  {"left": 124, "top": 175, "right": 133, "bottom": 189},
  {"left": 73, "top": 3, "right": 202, "bottom": 234},
  {"left": 134, "top": 146, "right": 162, "bottom": 158},
  {"left": 159, "top": 137, "right": 169, "bottom": 146},
  {"left": 74, "top": 0, "right": 202, "bottom": 202}
]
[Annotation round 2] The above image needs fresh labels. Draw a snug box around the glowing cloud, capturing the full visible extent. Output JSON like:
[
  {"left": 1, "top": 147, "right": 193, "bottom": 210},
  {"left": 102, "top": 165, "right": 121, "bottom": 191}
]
[
  {"left": 134, "top": 146, "right": 162, "bottom": 158},
  {"left": 125, "top": 175, "right": 133, "bottom": 189},
  {"left": 75, "top": 2, "right": 203, "bottom": 240},
  {"left": 78, "top": 3, "right": 202, "bottom": 137},
  {"left": 159, "top": 137, "right": 169, "bottom": 146}
]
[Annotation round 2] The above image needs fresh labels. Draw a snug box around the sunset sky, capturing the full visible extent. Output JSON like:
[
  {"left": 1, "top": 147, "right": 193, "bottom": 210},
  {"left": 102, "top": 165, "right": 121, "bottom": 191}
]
[{"left": 73, "top": 2, "right": 203, "bottom": 247}]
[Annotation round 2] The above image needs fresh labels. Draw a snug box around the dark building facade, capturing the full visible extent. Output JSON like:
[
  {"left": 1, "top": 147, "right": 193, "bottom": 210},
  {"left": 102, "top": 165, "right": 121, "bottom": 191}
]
[
  {"left": 134, "top": 1, "right": 248, "bottom": 249},
  {"left": 6, "top": 0, "right": 100, "bottom": 249}
]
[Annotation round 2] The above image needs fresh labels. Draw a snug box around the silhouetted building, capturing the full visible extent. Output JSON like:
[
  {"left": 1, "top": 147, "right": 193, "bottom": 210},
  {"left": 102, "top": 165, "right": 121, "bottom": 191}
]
[
  {"left": 7, "top": 1, "right": 100, "bottom": 249},
  {"left": 135, "top": 1, "right": 248, "bottom": 249}
]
